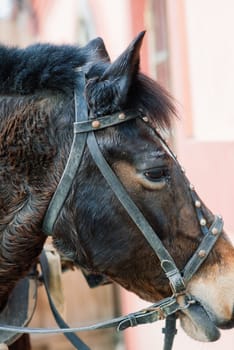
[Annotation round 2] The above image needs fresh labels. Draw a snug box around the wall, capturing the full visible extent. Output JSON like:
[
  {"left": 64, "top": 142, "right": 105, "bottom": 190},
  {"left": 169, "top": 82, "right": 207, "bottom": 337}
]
[{"left": 166, "top": 1, "right": 234, "bottom": 349}]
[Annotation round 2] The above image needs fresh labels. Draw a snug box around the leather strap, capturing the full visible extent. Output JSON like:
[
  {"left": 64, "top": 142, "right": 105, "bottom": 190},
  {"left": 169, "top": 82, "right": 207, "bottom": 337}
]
[
  {"left": 154, "top": 131, "right": 224, "bottom": 285},
  {"left": 39, "top": 251, "right": 90, "bottom": 350},
  {"left": 74, "top": 110, "right": 140, "bottom": 133},
  {"left": 0, "top": 294, "right": 189, "bottom": 335},
  {"left": 86, "top": 131, "right": 186, "bottom": 295},
  {"left": 183, "top": 215, "right": 223, "bottom": 283},
  {"left": 43, "top": 71, "right": 88, "bottom": 235},
  {"left": 162, "top": 315, "right": 177, "bottom": 350}
]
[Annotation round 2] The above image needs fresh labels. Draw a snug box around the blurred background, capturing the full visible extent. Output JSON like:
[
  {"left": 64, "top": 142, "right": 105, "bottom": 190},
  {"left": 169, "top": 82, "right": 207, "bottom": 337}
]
[{"left": 0, "top": 0, "right": 233, "bottom": 349}]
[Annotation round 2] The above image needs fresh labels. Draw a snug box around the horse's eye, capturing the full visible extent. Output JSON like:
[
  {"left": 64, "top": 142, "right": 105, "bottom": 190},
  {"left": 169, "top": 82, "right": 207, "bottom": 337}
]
[{"left": 144, "top": 168, "right": 168, "bottom": 182}]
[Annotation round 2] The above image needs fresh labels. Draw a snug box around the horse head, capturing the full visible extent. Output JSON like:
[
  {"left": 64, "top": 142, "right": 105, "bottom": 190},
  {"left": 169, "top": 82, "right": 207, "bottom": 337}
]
[{"left": 0, "top": 32, "right": 233, "bottom": 343}]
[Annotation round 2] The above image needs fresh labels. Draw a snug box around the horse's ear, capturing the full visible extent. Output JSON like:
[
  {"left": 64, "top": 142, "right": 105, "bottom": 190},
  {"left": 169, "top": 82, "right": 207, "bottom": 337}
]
[
  {"left": 101, "top": 31, "right": 145, "bottom": 93},
  {"left": 83, "top": 37, "right": 110, "bottom": 62},
  {"left": 85, "top": 32, "right": 145, "bottom": 116}
]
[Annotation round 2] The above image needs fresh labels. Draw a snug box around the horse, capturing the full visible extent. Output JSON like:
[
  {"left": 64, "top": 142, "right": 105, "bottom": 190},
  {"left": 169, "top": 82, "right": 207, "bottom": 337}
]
[{"left": 0, "top": 31, "right": 233, "bottom": 350}]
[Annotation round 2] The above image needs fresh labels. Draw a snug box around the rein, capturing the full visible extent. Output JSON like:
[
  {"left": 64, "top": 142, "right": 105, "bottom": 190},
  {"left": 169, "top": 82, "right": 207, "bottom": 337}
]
[{"left": 0, "top": 70, "right": 224, "bottom": 350}]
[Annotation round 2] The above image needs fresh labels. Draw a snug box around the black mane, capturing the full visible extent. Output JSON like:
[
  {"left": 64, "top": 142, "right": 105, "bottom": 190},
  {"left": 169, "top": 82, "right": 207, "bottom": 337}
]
[
  {"left": 0, "top": 43, "right": 93, "bottom": 95},
  {"left": 0, "top": 41, "right": 176, "bottom": 129}
]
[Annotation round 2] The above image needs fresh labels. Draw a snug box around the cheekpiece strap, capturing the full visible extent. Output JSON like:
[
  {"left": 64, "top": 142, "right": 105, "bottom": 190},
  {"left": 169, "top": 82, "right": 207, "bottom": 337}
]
[
  {"left": 86, "top": 131, "right": 186, "bottom": 295},
  {"left": 42, "top": 71, "right": 88, "bottom": 235}
]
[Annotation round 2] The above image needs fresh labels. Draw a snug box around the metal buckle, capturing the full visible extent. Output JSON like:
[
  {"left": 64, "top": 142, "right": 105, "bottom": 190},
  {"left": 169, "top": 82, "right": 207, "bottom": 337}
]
[{"left": 161, "top": 260, "right": 186, "bottom": 295}]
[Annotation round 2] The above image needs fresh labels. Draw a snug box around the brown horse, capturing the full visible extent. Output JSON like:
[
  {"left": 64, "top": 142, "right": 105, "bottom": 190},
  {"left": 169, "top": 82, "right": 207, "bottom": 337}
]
[{"left": 0, "top": 32, "right": 233, "bottom": 349}]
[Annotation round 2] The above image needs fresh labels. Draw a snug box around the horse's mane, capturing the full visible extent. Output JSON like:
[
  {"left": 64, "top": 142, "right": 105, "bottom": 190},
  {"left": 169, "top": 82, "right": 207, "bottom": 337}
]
[
  {"left": 0, "top": 42, "right": 176, "bottom": 129},
  {"left": 0, "top": 43, "right": 93, "bottom": 95}
]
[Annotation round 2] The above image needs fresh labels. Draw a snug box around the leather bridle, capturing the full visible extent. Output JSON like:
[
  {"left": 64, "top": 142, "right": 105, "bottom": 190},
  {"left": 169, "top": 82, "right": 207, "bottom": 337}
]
[
  {"left": 0, "top": 70, "right": 224, "bottom": 350},
  {"left": 43, "top": 69, "right": 223, "bottom": 290}
]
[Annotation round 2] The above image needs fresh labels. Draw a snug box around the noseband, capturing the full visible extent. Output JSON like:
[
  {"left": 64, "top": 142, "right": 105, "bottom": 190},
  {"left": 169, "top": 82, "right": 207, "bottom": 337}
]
[{"left": 0, "top": 71, "right": 223, "bottom": 349}]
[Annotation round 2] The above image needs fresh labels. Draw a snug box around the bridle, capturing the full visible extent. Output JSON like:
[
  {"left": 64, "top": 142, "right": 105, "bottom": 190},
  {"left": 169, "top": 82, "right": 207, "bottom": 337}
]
[{"left": 0, "top": 70, "right": 224, "bottom": 350}]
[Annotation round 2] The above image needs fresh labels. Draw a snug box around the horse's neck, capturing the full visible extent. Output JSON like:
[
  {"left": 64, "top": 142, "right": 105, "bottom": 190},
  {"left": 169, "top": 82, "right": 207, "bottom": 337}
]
[
  {"left": 0, "top": 227, "right": 45, "bottom": 310},
  {"left": 0, "top": 95, "right": 72, "bottom": 308},
  {"left": 0, "top": 179, "right": 47, "bottom": 309}
]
